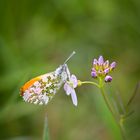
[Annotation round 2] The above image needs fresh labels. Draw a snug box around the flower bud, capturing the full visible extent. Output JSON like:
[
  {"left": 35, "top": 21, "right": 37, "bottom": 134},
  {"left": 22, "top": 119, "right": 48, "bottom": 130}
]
[
  {"left": 93, "top": 59, "right": 98, "bottom": 65},
  {"left": 103, "top": 60, "right": 109, "bottom": 69},
  {"left": 98, "top": 56, "right": 104, "bottom": 65},
  {"left": 105, "top": 75, "right": 112, "bottom": 82},
  {"left": 110, "top": 62, "right": 116, "bottom": 70},
  {"left": 91, "top": 71, "right": 97, "bottom": 78},
  {"left": 104, "top": 68, "right": 110, "bottom": 75}
]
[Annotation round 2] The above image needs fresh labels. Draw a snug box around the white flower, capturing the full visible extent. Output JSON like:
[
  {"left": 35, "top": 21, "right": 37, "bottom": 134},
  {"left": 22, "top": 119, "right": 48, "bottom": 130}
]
[{"left": 64, "top": 75, "right": 78, "bottom": 106}]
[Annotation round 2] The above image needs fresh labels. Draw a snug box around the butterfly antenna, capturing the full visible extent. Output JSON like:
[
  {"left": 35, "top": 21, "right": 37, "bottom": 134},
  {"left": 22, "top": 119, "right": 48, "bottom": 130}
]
[{"left": 63, "top": 51, "right": 76, "bottom": 64}]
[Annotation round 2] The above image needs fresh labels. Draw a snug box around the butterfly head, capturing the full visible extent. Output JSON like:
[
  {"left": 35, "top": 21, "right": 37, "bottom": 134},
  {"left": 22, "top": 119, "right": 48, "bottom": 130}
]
[
  {"left": 55, "top": 51, "right": 75, "bottom": 82},
  {"left": 55, "top": 64, "right": 70, "bottom": 82}
]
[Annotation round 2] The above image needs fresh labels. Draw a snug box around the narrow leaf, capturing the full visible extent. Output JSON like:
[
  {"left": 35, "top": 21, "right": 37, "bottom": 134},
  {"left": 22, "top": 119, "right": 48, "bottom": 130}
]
[
  {"left": 124, "top": 110, "right": 135, "bottom": 119},
  {"left": 127, "top": 82, "right": 140, "bottom": 108},
  {"left": 43, "top": 114, "right": 50, "bottom": 140},
  {"left": 115, "top": 91, "right": 126, "bottom": 114}
]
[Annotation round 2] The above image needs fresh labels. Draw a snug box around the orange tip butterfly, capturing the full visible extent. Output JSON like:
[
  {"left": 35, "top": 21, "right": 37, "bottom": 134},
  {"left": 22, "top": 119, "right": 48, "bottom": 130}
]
[{"left": 20, "top": 51, "right": 76, "bottom": 105}]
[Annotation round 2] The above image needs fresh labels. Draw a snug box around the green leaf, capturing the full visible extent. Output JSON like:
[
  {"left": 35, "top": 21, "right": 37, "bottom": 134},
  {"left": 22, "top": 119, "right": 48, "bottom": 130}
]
[{"left": 126, "top": 82, "right": 140, "bottom": 109}]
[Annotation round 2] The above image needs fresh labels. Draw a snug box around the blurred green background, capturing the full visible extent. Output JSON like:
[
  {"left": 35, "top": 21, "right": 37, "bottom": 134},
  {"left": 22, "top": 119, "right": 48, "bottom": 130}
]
[{"left": 0, "top": 0, "right": 140, "bottom": 140}]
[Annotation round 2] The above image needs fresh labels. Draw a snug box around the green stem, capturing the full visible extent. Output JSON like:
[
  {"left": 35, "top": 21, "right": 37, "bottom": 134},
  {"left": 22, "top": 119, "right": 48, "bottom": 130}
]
[
  {"left": 100, "top": 87, "right": 117, "bottom": 120},
  {"left": 81, "top": 81, "right": 99, "bottom": 88},
  {"left": 80, "top": 79, "right": 126, "bottom": 139},
  {"left": 100, "top": 86, "right": 126, "bottom": 140}
]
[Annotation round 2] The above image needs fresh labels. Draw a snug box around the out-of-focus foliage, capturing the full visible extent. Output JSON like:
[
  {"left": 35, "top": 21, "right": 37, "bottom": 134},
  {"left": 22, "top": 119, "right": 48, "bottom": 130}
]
[{"left": 0, "top": 0, "right": 140, "bottom": 140}]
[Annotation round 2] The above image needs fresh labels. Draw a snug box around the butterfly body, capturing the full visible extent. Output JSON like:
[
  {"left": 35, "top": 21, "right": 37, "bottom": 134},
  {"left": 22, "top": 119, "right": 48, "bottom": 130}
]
[{"left": 21, "top": 64, "right": 70, "bottom": 105}]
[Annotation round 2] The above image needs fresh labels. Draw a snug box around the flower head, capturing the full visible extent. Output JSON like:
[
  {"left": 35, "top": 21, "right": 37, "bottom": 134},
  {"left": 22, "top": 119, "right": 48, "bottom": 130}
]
[
  {"left": 91, "top": 55, "right": 116, "bottom": 82},
  {"left": 64, "top": 74, "right": 78, "bottom": 106}
]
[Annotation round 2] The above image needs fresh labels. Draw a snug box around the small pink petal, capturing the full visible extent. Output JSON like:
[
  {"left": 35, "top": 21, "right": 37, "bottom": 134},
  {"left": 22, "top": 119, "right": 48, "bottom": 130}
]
[
  {"left": 64, "top": 83, "right": 71, "bottom": 95},
  {"left": 70, "top": 74, "right": 78, "bottom": 88},
  {"left": 104, "top": 68, "right": 110, "bottom": 74},
  {"left": 91, "top": 68, "right": 96, "bottom": 72},
  {"left": 93, "top": 59, "right": 98, "bottom": 65},
  {"left": 110, "top": 62, "right": 116, "bottom": 70},
  {"left": 70, "top": 89, "right": 78, "bottom": 106},
  {"left": 98, "top": 56, "right": 104, "bottom": 65},
  {"left": 103, "top": 60, "right": 109, "bottom": 68}
]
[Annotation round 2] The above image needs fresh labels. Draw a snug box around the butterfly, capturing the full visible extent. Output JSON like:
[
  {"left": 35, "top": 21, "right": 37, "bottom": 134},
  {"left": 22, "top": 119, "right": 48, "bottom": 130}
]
[{"left": 20, "top": 51, "right": 75, "bottom": 105}]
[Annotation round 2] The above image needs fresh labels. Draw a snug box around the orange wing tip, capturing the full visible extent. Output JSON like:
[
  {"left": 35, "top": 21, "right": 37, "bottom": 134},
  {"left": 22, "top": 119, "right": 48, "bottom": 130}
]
[{"left": 20, "top": 76, "right": 41, "bottom": 96}]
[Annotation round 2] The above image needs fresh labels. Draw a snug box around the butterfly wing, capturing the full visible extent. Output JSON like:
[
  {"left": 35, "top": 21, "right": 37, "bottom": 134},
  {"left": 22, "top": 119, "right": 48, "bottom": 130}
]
[{"left": 20, "top": 72, "right": 62, "bottom": 105}]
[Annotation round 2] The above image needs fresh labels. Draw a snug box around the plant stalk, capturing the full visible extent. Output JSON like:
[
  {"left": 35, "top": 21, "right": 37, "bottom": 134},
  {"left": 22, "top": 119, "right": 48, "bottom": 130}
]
[
  {"left": 100, "top": 86, "right": 126, "bottom": 140},
  {"left": 81, "top": 81, "right": 99, "bottom": 88}
]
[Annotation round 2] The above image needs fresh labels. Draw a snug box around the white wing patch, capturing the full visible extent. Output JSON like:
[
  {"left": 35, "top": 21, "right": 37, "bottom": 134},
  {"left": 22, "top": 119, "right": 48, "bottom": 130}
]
[{"left": 22, "top": 72, "right": 62, "bottom": 105}]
